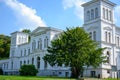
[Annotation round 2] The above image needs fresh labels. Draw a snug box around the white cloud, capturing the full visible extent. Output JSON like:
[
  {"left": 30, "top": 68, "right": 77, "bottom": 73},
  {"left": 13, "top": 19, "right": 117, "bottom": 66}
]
[
  {"left": 62, "top": 0, "right": 89, "bottom": 20},
  {"left": 3, "top": 0, "right": 47, "bottom": 30}
]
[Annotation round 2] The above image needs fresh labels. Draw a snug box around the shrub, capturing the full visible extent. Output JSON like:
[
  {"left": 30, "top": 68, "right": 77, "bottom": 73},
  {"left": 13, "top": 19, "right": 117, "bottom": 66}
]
[
  {"left": 0, "top": 68, "right": 3, "bottom": 75},
  {"left": 19, "top": 64, "right": 38, "bottom": 76}
]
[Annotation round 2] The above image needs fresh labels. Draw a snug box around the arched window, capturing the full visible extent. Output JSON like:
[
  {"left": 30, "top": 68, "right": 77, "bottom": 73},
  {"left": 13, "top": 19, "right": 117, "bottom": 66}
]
[
  {"left": 106, "top": 9, "right": 108, "bottom": 20},
  {"left": 32, "top": 40, "right": 36, "bottom": 51},
  {"left": 89, "top": 32, "right": 92, "bottom": 39},
  {"left": 11, "top": 61, "right": 13, "bottom": 69},
  {"left": 32, "top": 58, "right": 34, "bottom": 65},
  {"left": 27, "top": 60, "right": 29, "bottom": 64},
  {"left": 91, "top": 9, "right": 94, "bottom": 19},
  {"left": 20, "top": 61, "right": 22, "bottom": 67},
  {"left": 24, "top": 61, "right": 26, "bottom": 64},
  {"left": 37, "top": 57, "right": 40, "bottom": 69},
  {"left": 46, "top": 37, "right": 49, "bottom": 47},
  {"left": 95, "top": 8, "right": 98, "bottom": 18},
  {"left": 21, "top": 50, "right": 22, "bottom": 56},
  {"left": 117, "top": 37, "right": 119, "bottom": 46},
  {"left": 109, "top": 11, "right": 112, "bottom": 21},
  {"left": 44, "top": 39, "right": 46, "bottom": 48},
  {"left": 93, "top": 31, "right": 96, "bottom": 41},
  {"left": 44, "top": 37, "right": 48, "bottom": 48},
  {"left": 107, "top": 51, "right": 110, "bottom": 63},
  {"left": 103, "top": 8, "right": 105, "bottom": 19},
  {"left": 44, "top": 60, "right": 47, "bottom": 69},
  {"left": 28, "top": 48, "right": 30, "bottom": 54},
  {"left": 38, "top": 39, "right": 42, "bottom": 50},
  {"left": 108, "top": 32, "right": 111, "bottom": 43},
  {"left": 24, "top": 49, "right": 26, "bottom": 56},
  {"left": 105, "top": 31, "right": 107, "bottom": 42},
  {"left": 87, "top": 11, "right": 90, "bottom": 21}
]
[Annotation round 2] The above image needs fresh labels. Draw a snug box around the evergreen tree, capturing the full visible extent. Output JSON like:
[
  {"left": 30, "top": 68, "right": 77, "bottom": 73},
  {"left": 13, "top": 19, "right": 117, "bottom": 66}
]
[{"left": 43, "top": 27, "right": 106, "bottom": 78}]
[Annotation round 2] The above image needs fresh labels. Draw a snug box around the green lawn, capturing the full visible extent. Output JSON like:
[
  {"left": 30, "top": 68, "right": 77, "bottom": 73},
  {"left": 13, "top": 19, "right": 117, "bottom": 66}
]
[
  {"left": 0, "top": 75, "right": 119, "bottom": 80},
  {"left": 0, "top": 75, "right": 75, "bottom": 80}
]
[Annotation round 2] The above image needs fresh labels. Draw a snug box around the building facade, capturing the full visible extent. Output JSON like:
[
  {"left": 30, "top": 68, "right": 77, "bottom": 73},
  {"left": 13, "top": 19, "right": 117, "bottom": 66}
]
[{"left": 0, "top": 0, "right": 120, "bottom": 78}]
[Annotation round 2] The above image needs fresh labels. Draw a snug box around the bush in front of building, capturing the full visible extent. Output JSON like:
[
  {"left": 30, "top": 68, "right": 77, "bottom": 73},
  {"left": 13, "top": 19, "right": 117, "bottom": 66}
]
[
  {"left": 19, "top": 65, "right": 38, "bottom": 76},
  {"left": 0, "top": 68, "right": 3, "bottom": 75}
]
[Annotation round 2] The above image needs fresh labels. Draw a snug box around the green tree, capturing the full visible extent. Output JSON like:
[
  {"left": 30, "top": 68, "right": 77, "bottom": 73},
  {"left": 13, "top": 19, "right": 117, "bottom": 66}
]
[
  {"left": 22, "top": 29, "right": 31, "bottom": 34},
  {"left": 43, "top": 27, "right": 106, "bottom": 78},
  {"left": 0, "top": 34, "right": 10, "bottom": 59},
  {"left": 19, "top": 65, "right": 38, "bottom": 76}
]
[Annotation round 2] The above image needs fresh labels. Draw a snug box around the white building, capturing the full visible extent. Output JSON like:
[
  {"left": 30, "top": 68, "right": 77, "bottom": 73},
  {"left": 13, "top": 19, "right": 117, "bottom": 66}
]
[{"left": 0, "top": 0, "right": 120, "bottom": 78}]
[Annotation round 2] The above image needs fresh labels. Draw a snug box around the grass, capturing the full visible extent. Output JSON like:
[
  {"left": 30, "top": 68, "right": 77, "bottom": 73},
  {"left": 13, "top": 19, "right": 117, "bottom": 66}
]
[
  {"left": 0, "top": 75, "right": 75, "bottom": 80},
  {"left": 0, "top": 75, "right": 119, "bottom": 80}
]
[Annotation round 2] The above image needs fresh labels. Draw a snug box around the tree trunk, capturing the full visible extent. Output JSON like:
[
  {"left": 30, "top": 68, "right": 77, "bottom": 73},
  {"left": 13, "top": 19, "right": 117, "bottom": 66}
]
[{"left": 71, "top": 66, "right": 83, "bottom": 78}]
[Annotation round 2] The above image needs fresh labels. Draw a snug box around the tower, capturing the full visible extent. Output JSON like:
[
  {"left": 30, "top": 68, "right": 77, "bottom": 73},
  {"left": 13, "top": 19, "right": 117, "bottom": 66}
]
[
  {"left": 9, "top": 31, "right": 29, "bottom": 71},
  {"left": 82, "top": 0, "right": 117, "bottom": 78},
  {"left": 10, "top": 31, "right": 29, "bottom": 58}
]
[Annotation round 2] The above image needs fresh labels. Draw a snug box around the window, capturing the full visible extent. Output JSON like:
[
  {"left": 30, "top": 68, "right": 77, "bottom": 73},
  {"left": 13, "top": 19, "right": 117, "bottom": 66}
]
[
  {"left": 103, "top": 8, "right": 105, "bottom": 19},
  {"left": 11, "top": 61, "right": 13, "bottom": 69},
  {"left": 117, "top": 37, "right": 119, "bottom": 46},
  {"left": 46, "top": 37, "right": 49, "bottom": 47},
  {"left": 93, "top": 31, "right": 96, "bottom": 41},
  {"left": 44, "top": 37, "right": 48, "bottom": 48},
  {"left": 37, "top": 57, "right": 40, "bottom": 69},
  {"left": 38, "top": 39, "right": 42, "bottom": 50},
  {"left": 107, "top": 70, "right": 110, "bottom": 74},
  {"left": 11, "top": 49, "right": 15, "bottom": 57},
  {"left": 21, "top": 50, "right": 22, "bottom": 56},
  {"left": 109, "top": 11, "right": 112, "bottom": 21},
  {"left": 108, "top": 32, "right": 111, "bottom": 43},
  {"left": 20, "top": 61, "right": 22, "bottom": 67},
  {"left": 44, "top": 60, "right": 47, "bottom": 69},
  {"left": 105, "top": 31, "right": 107, "bottom": 42},
  {"left": 27, "top": 60, "right": 29, "bottom": 64},
  {"left": 87, "top": 11, "right": 90, "bottom": 21},
  {"left": 91, "top": 9, "right": 94, "bottom": 20},
  {"left": 107, "top": 51, "right": 110, "bottom": 63},
  {"left": 24, "top": 61, "right": 26, "bottom": 64},
  {"left": 28, "top": 48, "right": 30, "bottom": 55},
  {"left": 59, "top": 72, "right": 62, "bottom": 75},
  {"left": 32, "top": 58, "right": 34, "bottom": 65},
  {"left": 24, "top": 49, "right": 26, "bottom": 56},
  {"left": 32, "top": 40, "right": 36, "bottom": 51},
  {"left": 89, "top": 32, "right": 92, "bottom": 39},
  {"left": 44, "top": 39, "right": 46, "bottom": 48},
  {"left": 106, "top": 9, "right": 108, "bottom": 20},
  {"left": 7, "top": 63, "right": 8, "bottom": 69},
  {"left": 95, "top": 8, "right": 98, "bottom": 18}
]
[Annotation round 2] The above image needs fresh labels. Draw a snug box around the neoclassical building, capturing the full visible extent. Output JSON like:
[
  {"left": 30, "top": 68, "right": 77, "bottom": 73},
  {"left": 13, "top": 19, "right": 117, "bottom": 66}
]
[{"left": 0, "top": 0, "right": 120, "bottom": 78}]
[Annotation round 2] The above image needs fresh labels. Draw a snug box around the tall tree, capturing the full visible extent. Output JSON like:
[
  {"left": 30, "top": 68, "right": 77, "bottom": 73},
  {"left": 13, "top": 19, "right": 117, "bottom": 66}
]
[
  {"left": 43, "top": 27, "right": 106, "bottom": 78},
  {"left": 0, "top": 34, "right": 10, "bottom": 59}
]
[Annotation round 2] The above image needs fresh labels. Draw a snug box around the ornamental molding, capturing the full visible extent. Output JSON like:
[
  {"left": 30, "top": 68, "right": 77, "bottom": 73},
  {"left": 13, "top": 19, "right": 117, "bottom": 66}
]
[
  {"left": 31, "top": 27, "right": 49, "bottom": 36},
  {"left": 103, "top": 26, "right": 112, "bottom": 31},
  {"left": 87, "top": 26, "right": 98, "bottom": 31}
]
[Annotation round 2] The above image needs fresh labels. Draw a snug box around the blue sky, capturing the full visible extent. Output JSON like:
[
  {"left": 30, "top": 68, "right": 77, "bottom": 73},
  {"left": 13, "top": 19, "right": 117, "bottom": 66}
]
[{"left": 0, "top": 0, "right": 120, "bottom": 35}]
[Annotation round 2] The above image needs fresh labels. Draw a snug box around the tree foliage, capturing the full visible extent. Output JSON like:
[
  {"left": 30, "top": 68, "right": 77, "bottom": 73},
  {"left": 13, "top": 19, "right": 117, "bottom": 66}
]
[
  {"left": 19, "top": 65, "right": 38, "bottom": 76},
  {"left": 43, "top": 27, "right": 106, "bottom": 78},
  {"left": 0, "top": 34, "right": 10, "bottom": 59},
  {"left": 22, "top": 29, "right": 31, "bottom": 34}
]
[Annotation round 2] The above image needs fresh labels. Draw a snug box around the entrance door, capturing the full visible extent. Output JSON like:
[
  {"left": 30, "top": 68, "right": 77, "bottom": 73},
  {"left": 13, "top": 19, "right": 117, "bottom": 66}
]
[{"left": 91, "top": 71, "right": 96, "bottom": 77}]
